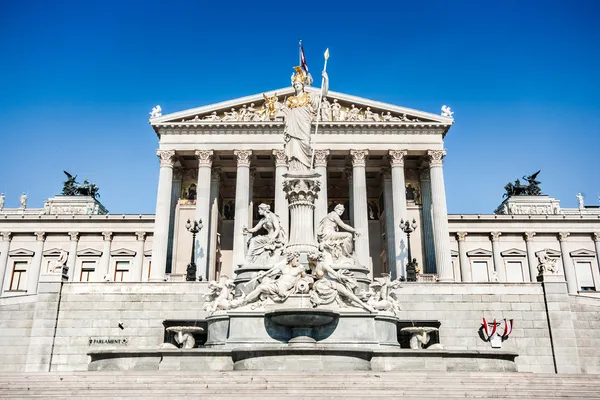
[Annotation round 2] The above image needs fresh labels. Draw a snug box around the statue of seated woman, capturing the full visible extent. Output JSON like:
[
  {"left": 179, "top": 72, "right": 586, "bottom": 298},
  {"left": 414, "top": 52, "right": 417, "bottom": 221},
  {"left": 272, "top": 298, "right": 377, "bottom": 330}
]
[
  {"left": 242, "top": 203, "right": 286, "bottom": 266},
  {"left": 317, "top": 204, "right": 360, "bottom": 266}
]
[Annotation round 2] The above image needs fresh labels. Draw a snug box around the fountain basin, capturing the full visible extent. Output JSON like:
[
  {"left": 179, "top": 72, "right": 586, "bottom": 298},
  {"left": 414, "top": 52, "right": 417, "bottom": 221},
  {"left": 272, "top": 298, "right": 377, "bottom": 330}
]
[{"left": 266, "top": 309, "right": 339, "bottom": 346}]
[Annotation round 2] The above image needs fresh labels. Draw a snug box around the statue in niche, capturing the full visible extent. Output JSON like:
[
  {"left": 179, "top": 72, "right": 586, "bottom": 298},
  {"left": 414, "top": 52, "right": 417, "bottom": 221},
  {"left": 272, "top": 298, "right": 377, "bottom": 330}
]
[
  {"left": 186, "top": 183, "right": 197, "bottom": 201},
  {"left": 361, "top": 273, "right": 402, "bottom": 315},
  {"left": 310, "top": 254, "right": 374, "bottom": 312},
  {"left": 317, "top": 204, "right": 360, "bottom": 265},
  {"left": 223, "top": 200, "right": 235, "bottom": 219},
  {"left": 242, "top": 203, "right": 286, "bottom": 266},
  {"left": 242, "top": 252, "right": 309, "bottom": 305},
  {"left": 278, "top": 66, "right": 329, "bottom": 172}
]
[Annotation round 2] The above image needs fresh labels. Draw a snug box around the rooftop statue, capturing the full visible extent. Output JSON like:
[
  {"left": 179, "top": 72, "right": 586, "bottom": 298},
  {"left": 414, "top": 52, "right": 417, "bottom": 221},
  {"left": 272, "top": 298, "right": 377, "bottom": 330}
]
[
  {"left": 62, "top": 171, "right": 100, "bottom": 199},
  {"left": 503, "top": 170, "right": 542, "bottom": 197},
  {"left": 149, "top": 105, "right": 162, "bottom": 119}
]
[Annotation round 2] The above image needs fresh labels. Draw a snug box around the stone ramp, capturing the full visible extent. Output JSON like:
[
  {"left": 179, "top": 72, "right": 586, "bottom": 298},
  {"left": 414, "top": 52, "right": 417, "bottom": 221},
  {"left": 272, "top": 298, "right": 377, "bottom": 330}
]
[{"left": 1, "top": 371, "right": 600, "bottom": 399}]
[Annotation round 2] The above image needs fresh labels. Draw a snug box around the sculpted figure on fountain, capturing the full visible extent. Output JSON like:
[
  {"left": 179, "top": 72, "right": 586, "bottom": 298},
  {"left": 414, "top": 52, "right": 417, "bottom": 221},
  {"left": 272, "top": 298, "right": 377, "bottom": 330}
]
[
  {"left": 242, "top": 203, "right": 286, "bottom": 266},
  {"left": 203, "top": 275, "right": 242, "bottom": 314},
  {"left": 317, "top": 204, "right": 360, "bottom": 266},
  {"left": 360, "top": 273, "right": 402, "bottom": 315}
]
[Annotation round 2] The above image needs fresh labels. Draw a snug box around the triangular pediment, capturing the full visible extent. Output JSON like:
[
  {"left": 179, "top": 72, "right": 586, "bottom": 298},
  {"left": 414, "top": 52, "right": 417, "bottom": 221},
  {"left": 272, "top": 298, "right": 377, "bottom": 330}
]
[
  {"left": 43, "top": 248, "right": 68, "bottom": 257},
  {"left": 501, "top": 248, "right": 527, "bottom": 257},
  {"left": 77, "top": 248, "right": 102, "bottom": 257},
  {"left": 466, "top": 248, "right": 493, "bottom": 257},
  {"left": 570, "top": 248, "right": 597, "bottom": 257},
  {"left": 8, "top": 248, "right": 34, "bottom": 257},
  {"left": 110, "top": 248, "right": 136, "bottom": 257},
  {"left": 150, "top": 87, "right": 453, "bottom": 128},
  {"left": 535, "top": 248, "right": 561, "bottom": 258}
]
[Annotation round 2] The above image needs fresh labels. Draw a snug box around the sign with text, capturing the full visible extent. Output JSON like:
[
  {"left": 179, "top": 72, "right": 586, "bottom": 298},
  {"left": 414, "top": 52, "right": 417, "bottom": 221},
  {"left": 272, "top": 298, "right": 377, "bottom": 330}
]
[{"left": 88, "top": 337, "right": 128, "bottom": 346}]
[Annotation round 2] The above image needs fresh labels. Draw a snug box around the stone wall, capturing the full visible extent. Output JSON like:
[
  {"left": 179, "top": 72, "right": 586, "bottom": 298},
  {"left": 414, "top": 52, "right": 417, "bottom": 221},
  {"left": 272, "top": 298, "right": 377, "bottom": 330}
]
[
  {"left": 570, "top": 295, "right": 600, "bottom": 374},
  {"left": 0, "top": 295, "right": 36, "bottom": 371}
]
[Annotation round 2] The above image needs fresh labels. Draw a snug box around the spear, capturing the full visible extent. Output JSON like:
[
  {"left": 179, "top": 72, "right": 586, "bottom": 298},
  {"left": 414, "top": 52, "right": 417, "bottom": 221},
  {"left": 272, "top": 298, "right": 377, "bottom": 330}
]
[{"left": 310, "top": 48, "right": 330, "bottom": 169}]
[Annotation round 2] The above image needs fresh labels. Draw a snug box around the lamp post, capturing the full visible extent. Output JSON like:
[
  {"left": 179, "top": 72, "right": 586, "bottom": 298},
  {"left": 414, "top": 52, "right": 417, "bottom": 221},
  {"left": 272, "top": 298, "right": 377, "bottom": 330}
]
[
  {"left": 400, "top": 218, "right": 418, "bottom": 282},
  {"left": 185, "top": 218, "right": 203, "bottom": 281}
]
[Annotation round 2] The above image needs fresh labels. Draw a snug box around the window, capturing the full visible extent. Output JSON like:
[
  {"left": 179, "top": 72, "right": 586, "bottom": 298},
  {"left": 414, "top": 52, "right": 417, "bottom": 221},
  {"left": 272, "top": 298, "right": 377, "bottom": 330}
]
[
  {"left": 471, "top": 261, "right": 489, "bottom": 282},
  {"left": 114, "top": 261, "right": 130, "bottom": 282},
  {"left": 9, "top": 261, "right": 27, "bottom": 291},
  {"left": 80, "top": 261, "right": 96, "bottom": 282},
  {"left": 575, "top": 261, "right": 595, "bottom": 291},
  {"left": 505, "top": 261, "right": 524, "bottom": 283}
]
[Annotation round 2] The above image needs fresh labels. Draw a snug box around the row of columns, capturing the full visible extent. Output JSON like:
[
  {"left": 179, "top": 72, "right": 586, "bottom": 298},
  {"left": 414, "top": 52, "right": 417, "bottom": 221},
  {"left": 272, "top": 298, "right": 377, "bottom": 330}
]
[{"left": 150, "top": 148, "right": 453, "bottom": 282}]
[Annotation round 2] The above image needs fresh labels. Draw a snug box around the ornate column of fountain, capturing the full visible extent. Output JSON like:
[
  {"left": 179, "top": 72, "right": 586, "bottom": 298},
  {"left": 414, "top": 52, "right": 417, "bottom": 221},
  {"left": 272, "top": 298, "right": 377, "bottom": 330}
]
[{"left": 283, "top": 172, "right": 320, "bottom": 257}]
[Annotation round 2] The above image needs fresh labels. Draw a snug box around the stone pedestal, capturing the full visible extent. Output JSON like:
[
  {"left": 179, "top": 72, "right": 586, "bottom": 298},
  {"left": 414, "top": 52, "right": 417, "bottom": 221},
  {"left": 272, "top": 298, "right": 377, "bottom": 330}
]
[
  {"left": 495, "top": 195, "right": 561, "bottom": 215},
  {"left": 283, "top": 171, "right": 320, "bottom": 255}
]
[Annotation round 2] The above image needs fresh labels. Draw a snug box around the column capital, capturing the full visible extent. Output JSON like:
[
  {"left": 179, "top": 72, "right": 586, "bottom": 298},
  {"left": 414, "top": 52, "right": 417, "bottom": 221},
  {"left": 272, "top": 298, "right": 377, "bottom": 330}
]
[
  {"left": 456, "top": 232, "right": 468, "bottom": 242},
  {"left": 102, "top": 231, "right": 113, "bottom": 242},
  {"left": 34, "top": 232, "right": 46, "bottom": 241},
  {"left": 427, "top": 149, "right": 447, "bottom": 166},
  {"left": 524, "top": 231, "right": 536, "bottom": 242},
  {"left": 381, "top": 167, "right": 392, "bottom": 181},
  {"left": 389, "top": 150, "right": 408, "bottom": 167},
  {"left": 68, "top": 231, "right": 80, "bottom": 241},
  {"left": 194, "top": 150, "right": 214, "bottom": 167},
  {"left": 211, "top": 167, "right": 222, "bottom": 182},
  {"left": 233, "top": 150, "right": 252, "bottom": 167},
  {"left": 350, "top": 149, "right": 368, "bottom": 167},
  {"left": 313, "top": 149, "right": 330, "bottom": 167},
  {"left": 272, "top": 149, "right": 287, "bottom": 167},
  {"left": 0, "top": 232, "right": 11, "bottom": 242},
  {"left": 135, "top": 232, "right": 146, "bottom": 241},
  {"left": 419, "top": 169, "right": 431, "bottom": 181},
  {"left": 558, "top": 232, "right": 570, "bottom": 242},
  {"left": 156, "top": 150, "right": 176, "bottom": 167},
  {"left": 173, "top": 168, "right": 183, "bottom": 181},
  {"left": 594, "top": 232, "right": 600, "bottom": 242},
  {"left": 490, "top": 231, "right": 502, "bottom": 242}
]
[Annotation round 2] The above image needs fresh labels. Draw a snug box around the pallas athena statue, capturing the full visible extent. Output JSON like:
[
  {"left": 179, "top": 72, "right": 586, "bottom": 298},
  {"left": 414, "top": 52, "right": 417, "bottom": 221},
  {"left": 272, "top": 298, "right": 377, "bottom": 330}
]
[{"left": 278, "top": 66, "right": 329, "bottom": 172}]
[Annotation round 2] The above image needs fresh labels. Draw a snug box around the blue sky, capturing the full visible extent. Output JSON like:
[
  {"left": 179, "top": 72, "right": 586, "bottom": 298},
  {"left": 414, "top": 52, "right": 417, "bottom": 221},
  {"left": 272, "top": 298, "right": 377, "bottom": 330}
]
[{"left": 1, "top": 0, "right": 599, "bottom": 214}]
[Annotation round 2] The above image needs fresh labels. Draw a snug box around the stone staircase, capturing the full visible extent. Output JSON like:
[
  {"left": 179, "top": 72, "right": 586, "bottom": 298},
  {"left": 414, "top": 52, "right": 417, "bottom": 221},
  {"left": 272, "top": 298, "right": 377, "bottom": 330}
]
[{"left": 1, "top": 371, "right": 600, "bottom": 399}]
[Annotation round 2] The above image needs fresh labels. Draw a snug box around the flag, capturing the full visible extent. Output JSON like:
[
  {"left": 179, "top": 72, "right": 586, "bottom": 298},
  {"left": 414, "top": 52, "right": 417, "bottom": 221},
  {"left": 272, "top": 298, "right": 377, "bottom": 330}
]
[{"left": 300, "top": 41, "right": 309, "bottom": 75}]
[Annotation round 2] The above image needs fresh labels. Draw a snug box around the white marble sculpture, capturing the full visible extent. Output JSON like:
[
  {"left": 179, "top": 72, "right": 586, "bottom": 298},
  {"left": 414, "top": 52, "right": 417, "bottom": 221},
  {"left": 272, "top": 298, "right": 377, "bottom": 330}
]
[
  {"left": 537, "top": 250, "right": 558, "bottom": 275},
  {"left": 149, "top": 105, "right": 162, "bottom": 119},
  {"left": 19, "top": 193, "right": 27, "bottom": 209},
  {"left": 262, "top": 93, "right": 279, "bottom": 121},
  {"left": 0, "top": 193, "right": 4, "bottom": 210},
  {"left": 242, "top": 203, "right": 286, "bottom": 266},
  {"left": 400, "top": 326, "right": 440, "bottom": 349},
  {"left": 222, "top": 108, "right": 239, "bottom": 121},
  {"left": 441, "top": 105, "right": 453, "bottom": 117},
  {"left": 331, "top": 99, "right": 341, "bottom": 121},
  {"left": 364, "top": 107, "right": 380, "bottom": 121},
  {"left": 321, "top": 98, "right": 332, "bottom": 121},
  {"left": 317, "top": 204, "right": 360, "bottom": 266},
  {"left": 202, "top": 111, "right": 221, "bottom": 121},
  {"left": 166, "top": 326, "right": 204, "bottom": 349},
  {"left": 48, "top": 250, "right": 68, "bottom": 274},
  {"left": 278, "top": 66, "right": 328, "bottom": 172},
  {"left": 577, "top": 193, "right": 585, "bottom": 209},
  {"left": 203, "top": 275, "right": 240, "bottom": 314},
  {"left": 361, "top": 273, "right": 402, "bottom": 315}
]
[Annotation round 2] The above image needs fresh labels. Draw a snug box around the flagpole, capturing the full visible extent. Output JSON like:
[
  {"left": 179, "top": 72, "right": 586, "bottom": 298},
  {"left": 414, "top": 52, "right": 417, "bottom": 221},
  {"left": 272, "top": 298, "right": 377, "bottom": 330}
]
[
  {"left": 310, "top": 48, "right": 330, "bottom": 170},
  {"left": 298, "top": 40, "right": 302, "bottom": 67}
]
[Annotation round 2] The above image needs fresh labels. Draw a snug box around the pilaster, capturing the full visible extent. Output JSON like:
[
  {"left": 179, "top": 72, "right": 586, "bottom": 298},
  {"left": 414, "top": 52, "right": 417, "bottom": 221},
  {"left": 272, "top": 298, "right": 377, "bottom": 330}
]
[
  {"left": 27, "top": 232, "right": 45, "bottom": 294},
  {"left": 100, "top": 231, "right": 113, "bottom": 281},
  {"left": 66, "top": 232, "right": 79, "bottom": 281},
  {"left": 490, "top": 231, "right": 505, "bottom": 282},
  {"left": 133, "top": 232, "right": 146, "bottom": 281},
  {"left": 558, "top": 232, "right": 577, "bottom": 294},
  {"left": 0, "top": 232, "right": 11, "bottom": 293},
  {"left": 524, "top": 232, "right": 536, "bottom": 282},
  {"left": 456, "top": 232, "right": 470, "bottom": 282}
]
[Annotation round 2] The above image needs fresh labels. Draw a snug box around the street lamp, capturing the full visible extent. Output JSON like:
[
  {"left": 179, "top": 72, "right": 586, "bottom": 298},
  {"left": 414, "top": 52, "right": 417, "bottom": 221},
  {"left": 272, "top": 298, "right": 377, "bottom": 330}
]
[
  {"left": 400, "top": 218, "right": 418, "bottom": 282},
  {"left": 185, "top": 218, "right": 203, "bottom": 282}
]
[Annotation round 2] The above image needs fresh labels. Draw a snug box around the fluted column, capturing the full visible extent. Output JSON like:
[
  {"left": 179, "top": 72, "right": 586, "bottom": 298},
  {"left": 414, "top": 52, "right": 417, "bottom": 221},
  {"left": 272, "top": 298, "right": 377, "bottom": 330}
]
[
  {"left": 382, "top": 169, "right": 396, "bottom": 278},
  {"left": 233, "top": 150, "right": 252, "bottom": 268},
  {"left": 248, "top": 168, "right": 256, "bottom": 228},
  {"left": 428, "top": 150, "right": 453, "bottom": 281},
  {"left": 345, "top": 168, "right": 354, "bottom": 225},
  {"left": 194, "top": 150, "right": 213, "bottom": 280},
  {"left": 100, "top": 232, "right": 112, "bottom": 280},
  {"left": 490, "top": 232, "right": 505, "bottom": 282},
  {"left": 26, "top": 232, "right": 45, "bottom": 293},
  {"left": 66, "top": 232, "right": 79, "bottom": 281},
  {"left": 420, "top": 169, "right": 436, "bottom": 274},
  {"left": 166, "top": 168, "right": 182, "bottom": 272},
  {"left": 559, "top": 232, "right": 577, "bottom": 294},
  {"left": 456, "top": 232, "right": 470, "bottom": 282},
  {"left": 0, "top": 232, "right": 11, "bottom": 293},
  {"left": 314, "top": 149, "right": 330, "bottom": 231},
  {"left": 350, "top": 150, "right": 370, "bottom": 270},
  {"left": 133, "top": 232, "right": 146, "bottom": 281},
  {"left": 389, "top": 150, "right": 408, "bottom": 279},
  {"left": 208, "top": 168, "right": 221, "bottom": 281},
  {"left": 273, "top": 150, "right": 289, "bottom": 234},
  {"left": 524, "top": 232, "right": 536, "bottom": 282},
  {"left": 150, "top": 149, "right": 176, "bottom": 281}
]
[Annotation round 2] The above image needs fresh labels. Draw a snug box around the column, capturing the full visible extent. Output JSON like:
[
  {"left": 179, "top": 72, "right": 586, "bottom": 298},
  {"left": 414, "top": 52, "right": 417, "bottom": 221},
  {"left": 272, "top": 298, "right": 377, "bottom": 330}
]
[
  {"left": 420, "top": 169, "right": 436, "bottom": 274},
  {"left": 150, "top": 149, "right": 176, "bottom": 281},
  {"left": 66, "top": 232, "right": 79, "bottom": 281},
  {"left": 381, "top": 169, "right": 396, "bottom": 278},
  {"left": 389, "top": 150, "right": 408, "bottom": 279},
  {"left": 350, "top": 150, "right": 370, "bottom": 269},
  {"left": 524, "top": 232, "right": 537, "bottom": 282},
  {"left": 428, "top": 150, "right": 453, "bottom": 281},
  {"left": 194, "top": 150, "right": 214, "bottom": 280},
  {"left": 559, "top": 232, "right": 577, "bottom": 294},
  {"left": 456, "top": 232, "right": 470, "bottom": 282},
  {"left": 345, "top": 167, "right": 354, "bottom": 225},
  {"left": 27, "top": 232, "right": 45, "bottom": 294},
  {"left": 99, "top": 232, "right": 112, "bottom": 280},
  {"left": 248, "top": 167, "right": 256, "bottom": 228},
  {"left": 133, "top": 232, "right": 146, "bottom": 281},
  {"left": 0, "top": 232, "right": 11, "bottom": 293},
  {"left": 232, "top": 150, "right": 252, "bottom": 268},
  {"left": 490, "top": 232, "right": 505, "bottom": 282},
  {"left": 166, "top": 168, "right": 182, "bottom": 272},
  {"left": 313, "top": 150, "right": 330, "bottom": 231},
  {"left": 273, "top": 150, "right": 289, "bottom": 235},
  {"left": 207, "top": 168, "right": 221, "bottom": 281}
]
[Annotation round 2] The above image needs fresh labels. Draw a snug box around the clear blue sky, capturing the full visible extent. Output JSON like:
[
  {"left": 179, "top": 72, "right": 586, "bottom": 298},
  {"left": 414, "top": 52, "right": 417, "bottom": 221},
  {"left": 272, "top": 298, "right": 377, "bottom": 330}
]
[{"left": 1, "top": 0, "right": 599, "bottom": 214}]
